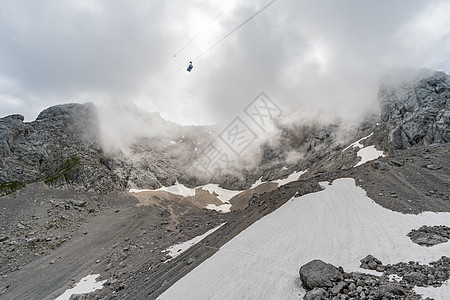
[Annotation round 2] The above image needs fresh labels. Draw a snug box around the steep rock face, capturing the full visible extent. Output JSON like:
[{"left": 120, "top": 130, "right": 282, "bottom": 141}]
[
  {"left": 378, "top": 71, "right": 449, "bottom": 151},
  {"left": 0, "top": 103, "right": 124, "bottom": 194},
  {"left": 0, "top": 103, "right": 212, "bottom": 194}
]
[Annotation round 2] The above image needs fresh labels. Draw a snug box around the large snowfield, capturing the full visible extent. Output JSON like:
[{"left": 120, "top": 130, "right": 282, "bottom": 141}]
[{"left": 158, "top": 178, "right": 450, "bottom": 299}]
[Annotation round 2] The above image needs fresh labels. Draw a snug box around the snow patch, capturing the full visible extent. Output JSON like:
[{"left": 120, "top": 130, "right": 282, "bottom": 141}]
[
  {"left": 342, "top": 132, "right": 373, "bottom": 152},
  {"left": 414, "top": 281, "right": 450, "bottom": 300},
  {"left": 163, "top": 223, "right": 225, "bottom": 261},
  {"left": 131, "top": 169, "right": 308, "bottom": 212},
  {"left": 205, "top": 203, "right": 232, "bottom": 213},
  {"left": 159, "top": 178, "right": 450, "bottom": 299},
  {"left": 273, "top": 170, "right": 307, "bottom": 186},
  {"left": 355, "top": 145, "right": 385, "bottom": 167},
  {"left": 55, "top": 274, "right": 106, "bottom": 300},
  {"left": 251, "top": 177, "right": 263, "bottom": 189},
  {"left": 200, "top": 184, "right": 241, "bottom": 203}
]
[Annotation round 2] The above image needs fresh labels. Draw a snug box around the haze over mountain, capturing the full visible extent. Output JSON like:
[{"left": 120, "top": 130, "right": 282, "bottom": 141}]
[{"left": 1, "top": 1, "right": 449, "bottom": 126}]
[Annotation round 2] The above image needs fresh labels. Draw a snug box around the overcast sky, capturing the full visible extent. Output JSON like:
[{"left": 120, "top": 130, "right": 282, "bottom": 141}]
[{"left": 0, "top": 0, "right": 449, "bottom": 125}]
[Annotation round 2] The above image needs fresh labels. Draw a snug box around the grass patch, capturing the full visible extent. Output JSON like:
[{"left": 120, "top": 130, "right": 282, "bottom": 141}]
[
  {"left": 0, "top": 181, "right": 25, "bottom": 196},
  {"left": 44, "top": 157, "right": 81, "bottom": 186}
]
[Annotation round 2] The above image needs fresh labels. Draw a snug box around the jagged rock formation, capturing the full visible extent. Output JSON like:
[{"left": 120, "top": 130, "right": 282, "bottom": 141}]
[
  {"left": 0, "top": 70, "right": 448, "bottom": 194},
  {"left": 0, "top": 103, "right": 208, "bottom": 194},
  {"left": 378, "top": 70, "right": 449, "bottom": 151},
  {"left": 0, "top": 104, "right": 120, "bottom": 194}
]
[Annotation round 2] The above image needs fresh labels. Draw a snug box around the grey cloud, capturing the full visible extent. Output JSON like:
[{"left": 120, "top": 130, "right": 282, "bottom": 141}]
[{"left": 0, "top": 0, "right": 448, "bottom": 126}]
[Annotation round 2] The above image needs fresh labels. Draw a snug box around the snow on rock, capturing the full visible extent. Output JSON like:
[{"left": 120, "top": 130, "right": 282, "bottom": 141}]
[
  {"left": 342, "top": 133, "right": 373, "bottom": 152},
  {"left": 158, "top": 178, "right": 450, "bottom": 300},
  {"left": 355, "top": 145, "right": 385, "bottom": 167},
  {"left": 414, "top": 281, "right": 450, "bottom": 300},
  {"left": 55, "top": 274, "right": 106, "bottom": 300},
  {"left": 205, "top": 203, "right": 232, "bottom": 213},
  {"left": 130, "top": 169, "right": 307, "bottom": 213},
  {"left": 251, "top": 177, "right": 263, "bottom": 189},
  {"left": 200, "top": 184, "right": 241, "bottom": 203},
  {"left": 163, "top": 223, "right": 225, "bottom": 261},
  {"left": 129, "top": 182, "right": 195, "bottom": 197},
  {"left": 273, "top": 170, "right": 308, "bottom": 187}
]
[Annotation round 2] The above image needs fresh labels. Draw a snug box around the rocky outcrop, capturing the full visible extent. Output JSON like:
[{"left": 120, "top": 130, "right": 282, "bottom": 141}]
[
  {"left": 378, "top": 70, "right": 449, "bottom": 151},
  {"left": 0, "top": 103, "right": 120, "bottom": 194},
  {"left": 0, "top": 103, "right": 199, "bottom": 194},
  {"left": 299, "top": 256, "right": 450, "bottom": 299},
  {"left": 407, "top": 225, "right": 450, "bottom": 247}
]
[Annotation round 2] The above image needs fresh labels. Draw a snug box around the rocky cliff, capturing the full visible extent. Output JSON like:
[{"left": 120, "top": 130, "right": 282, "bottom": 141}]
[{"left": 378, "top": 70, "right": 449, "bottom": 151}]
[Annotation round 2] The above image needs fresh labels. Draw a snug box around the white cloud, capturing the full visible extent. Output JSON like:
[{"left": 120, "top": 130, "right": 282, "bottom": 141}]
[{"left": 0, "top": 0, "right": 448, "bottom": 125}]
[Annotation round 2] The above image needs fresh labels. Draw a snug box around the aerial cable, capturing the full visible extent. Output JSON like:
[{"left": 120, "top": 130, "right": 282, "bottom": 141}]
[
  {"left": 172, "top": 0, "right": 240, "bottom": 59},
  {"left": 191, "top": 0, "right": 279, "bottom": 62},
  {"left": 149, "top": 0, "right": 239, "bottom": 80}
]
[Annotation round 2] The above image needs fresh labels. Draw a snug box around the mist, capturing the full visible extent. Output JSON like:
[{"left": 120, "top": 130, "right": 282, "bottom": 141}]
[{"left": 0, "top": 0, "right": 449, "bottom": 136}]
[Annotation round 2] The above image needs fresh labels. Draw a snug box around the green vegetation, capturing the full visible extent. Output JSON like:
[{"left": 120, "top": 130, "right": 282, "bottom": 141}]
[
  {"left": 44, "top": 157, "right": 81, "bottom": 186},
  {"left": 0, "top": 181, "right": 25, "bottom": 196}
]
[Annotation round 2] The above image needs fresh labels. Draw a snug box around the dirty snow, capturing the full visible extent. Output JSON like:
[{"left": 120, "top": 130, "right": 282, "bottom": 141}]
[
  {"left": 55, "top": 274, "right": 106, "bottom": 300},
  {"left": 163, "top": 223, "right": 226, "bottom": 261},
  {"left": 355, "top": 145, "right": 385, "bottom": 167},
  {"left": 159, "top": 178, "right": 450, "bottom": 299}
]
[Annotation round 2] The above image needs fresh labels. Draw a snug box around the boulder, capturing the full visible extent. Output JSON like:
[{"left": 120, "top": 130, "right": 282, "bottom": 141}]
[{"left": 299, "top": 260, "right": 344, "bottom": 290}]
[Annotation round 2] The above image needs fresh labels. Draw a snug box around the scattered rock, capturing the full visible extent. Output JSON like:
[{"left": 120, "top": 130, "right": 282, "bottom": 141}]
[
  {"left": 360, "top": 254, "right": 383, "bottom": 271},
  {"left": 407, "top": 225, "right": 450, "bottom": 246},
  {"left": 372, "top": 161, "right": 392, "bottom": 171}
]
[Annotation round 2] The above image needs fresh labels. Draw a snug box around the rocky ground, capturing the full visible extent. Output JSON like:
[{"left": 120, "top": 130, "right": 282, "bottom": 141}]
[
  {"left": 0, "top": 143, "right": 449, "bottom": 299},
  {"left": 299, "top": 255, "right": 449, "bottom": 300}
]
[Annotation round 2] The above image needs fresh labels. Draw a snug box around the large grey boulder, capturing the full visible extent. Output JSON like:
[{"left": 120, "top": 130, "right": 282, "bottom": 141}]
[{"left": 299, "top": 260, "right": 344, "bottom": 290}]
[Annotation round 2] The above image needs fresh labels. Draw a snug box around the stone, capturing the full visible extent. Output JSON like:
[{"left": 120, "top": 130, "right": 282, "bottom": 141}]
[
  {"left": 379, "top": 283, "right": 406, "bottom": 296},
  {"left": 426, "top": 164, "right": 442, "bottom": 170},
  {"left": 304, "top": 287, "right": 326, "bottom": 300},
  {"left": 299, "top": 260, "right": 344, "bottom": 290},
  {"left": 331, "top": 281, "right": 346, "bottom": 295},
  {"left": 403, "top": 271, "right": 427, "bottom": 283},
  {"left": 360, "top": 255, "right": 383, "bottom": 270}
]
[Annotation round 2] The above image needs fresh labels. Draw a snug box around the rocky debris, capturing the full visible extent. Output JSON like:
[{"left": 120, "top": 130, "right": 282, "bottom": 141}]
[
  {"left": 407, "top": 225, "right": 450, "bottom": 246},
  {"left": 360, "top": 255, "right": 385, "bottom": 272},
  {"left": 371, "top": 160, "right": 392, "bottom": 171},
  {"left": 300, "top": 256, "right": 450, "bottom": 300},
  {"left": 385, "top": 256, "right": 449, "bottom": 287},
  {"left": 378, "top": 70, "right": 450, "bottom": 152},
  {"left": 299, "top": 260, "right": 343, "bottom": 290},
  {"left": 295, "top": 182, "right": 323, "bottom": 197}
]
